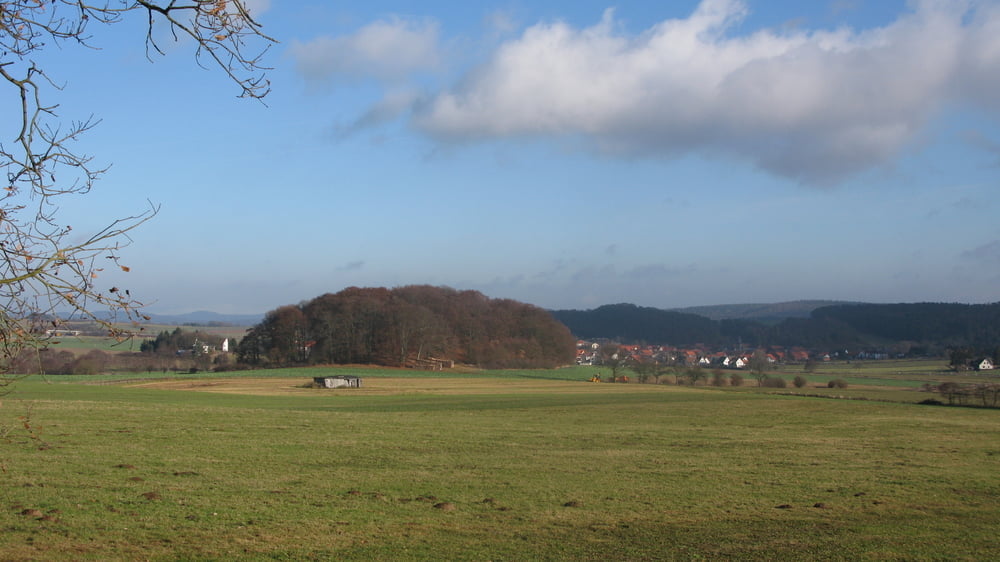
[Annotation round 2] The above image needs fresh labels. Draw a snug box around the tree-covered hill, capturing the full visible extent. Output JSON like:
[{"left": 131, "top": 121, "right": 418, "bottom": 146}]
[{"left": 239, "top": 286, "right": 576, "bottom": 369}]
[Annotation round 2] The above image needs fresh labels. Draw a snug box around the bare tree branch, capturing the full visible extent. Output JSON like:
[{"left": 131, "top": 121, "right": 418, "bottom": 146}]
[{"left": 0, "top": 0, "right": 274, "bottom": 390}]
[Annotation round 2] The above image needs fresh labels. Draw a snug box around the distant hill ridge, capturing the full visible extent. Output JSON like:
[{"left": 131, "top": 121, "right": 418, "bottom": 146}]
[
  {"left": 671, "top": 300, "right": 856, "bottom": 322},
  {"left": 145, "top": 311, "right": 263, "bottom": 326},
  {"left": 550, "top": 301, "right": 1000, "bottom": 352}
]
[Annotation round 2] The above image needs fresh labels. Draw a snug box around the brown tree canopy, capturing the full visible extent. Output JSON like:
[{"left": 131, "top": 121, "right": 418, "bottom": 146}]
[{"left": 239, "top": 286, "right": 577, "bottom": 369}]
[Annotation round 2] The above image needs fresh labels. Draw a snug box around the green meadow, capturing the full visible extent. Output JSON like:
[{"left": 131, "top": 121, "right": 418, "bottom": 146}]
[{"left": 2, "top": 368, "right": 999, "bottom": 560}]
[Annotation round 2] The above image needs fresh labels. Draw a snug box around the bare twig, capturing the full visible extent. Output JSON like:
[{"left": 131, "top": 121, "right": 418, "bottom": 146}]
[{"left": 0, "top": 1, "right": 273, "bottom": 389}]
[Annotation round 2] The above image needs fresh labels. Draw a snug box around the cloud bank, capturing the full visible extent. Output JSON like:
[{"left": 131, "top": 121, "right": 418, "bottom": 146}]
[
  {"left": 290, "top": 16, "right": 442, "bottom": 84},
  {"left": 293, "top": 0, "right": 1000, "bottom": 184}
]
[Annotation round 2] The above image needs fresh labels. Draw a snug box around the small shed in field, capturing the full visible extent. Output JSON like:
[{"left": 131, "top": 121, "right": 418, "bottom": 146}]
[{"left": 314, "top": 375, "right": 362, "bottom": 389}]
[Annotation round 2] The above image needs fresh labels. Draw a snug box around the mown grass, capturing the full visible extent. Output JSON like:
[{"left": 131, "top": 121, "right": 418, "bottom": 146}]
[
  {"left": 43, "top": 336, "right": 145, "bottom": 353},
  {"left": 21, "top": 364, "right": 603, "bottom": 386},
  {"left": 3, "top": 371, "right": 999, "bottom": 560}
]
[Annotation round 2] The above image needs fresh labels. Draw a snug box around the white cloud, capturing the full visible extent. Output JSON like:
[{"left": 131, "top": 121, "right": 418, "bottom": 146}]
[
  {"left": 954, "top": 2, "right": 1000, "bottom": 111},
  {"left": 290, "top": 16, "right": 442, "bottom": 84},
  {"left": 408, "top": 0, "right": 1000, "bottom": 184}
]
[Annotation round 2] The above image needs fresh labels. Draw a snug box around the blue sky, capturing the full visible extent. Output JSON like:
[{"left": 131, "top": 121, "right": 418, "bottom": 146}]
[{"left": 40, "top": 0, "right": 1000, "bottom": 314}]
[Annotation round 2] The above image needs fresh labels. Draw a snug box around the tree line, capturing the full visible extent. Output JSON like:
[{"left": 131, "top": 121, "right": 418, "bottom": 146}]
[
  {"left": 139, "top": 328, "right": 226, "bottom": 355},
  {"left": 237, "top": 286, "right": 577, "bottom": 369},
  {"left": 551, "top": 302, "right": 1000, "bottom": 358}
]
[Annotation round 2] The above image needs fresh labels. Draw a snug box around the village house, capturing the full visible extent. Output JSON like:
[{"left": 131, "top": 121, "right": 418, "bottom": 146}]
[{"left": 573, "top": 339, "right": 894, "bottom": 371}]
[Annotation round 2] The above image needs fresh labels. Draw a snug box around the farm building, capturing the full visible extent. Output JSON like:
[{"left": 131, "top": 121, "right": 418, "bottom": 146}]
[{"left": 314, "top": 375, "right": 362, "bottom": 389}]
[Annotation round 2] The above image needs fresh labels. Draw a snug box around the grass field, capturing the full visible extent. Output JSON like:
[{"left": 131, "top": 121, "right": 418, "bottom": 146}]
[
  {"left": 46, "top": 323, "right": 249, "bottom": 353},
  {"left": 2, "top": 367, "right": 999, "bottom": 560},
  {"left": 43, "top": 337, "right": 146, "bottom": 353}
]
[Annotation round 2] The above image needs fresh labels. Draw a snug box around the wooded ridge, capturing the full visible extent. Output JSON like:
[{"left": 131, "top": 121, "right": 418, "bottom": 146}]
[{"left": 550, "top": 302, "right": 1000, "bottom": 356}]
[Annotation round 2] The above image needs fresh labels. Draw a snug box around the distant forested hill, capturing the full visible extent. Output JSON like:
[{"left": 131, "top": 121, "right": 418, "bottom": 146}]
[
  {"left": 550, "top": 304, "right": 721, "bottom": 345},
  {"left": 673, "top": 300, "right": 854, "bottom": 323},
  {"left": 812, "top": 302, "right": 1000, "bottom": 348},
  {"left": 552, "top": 301, "right": 1000, "bottom": 355}
]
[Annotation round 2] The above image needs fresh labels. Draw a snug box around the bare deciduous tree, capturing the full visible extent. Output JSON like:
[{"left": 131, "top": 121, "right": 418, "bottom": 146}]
[
  {"left": 748, "top": 349, "right": 771, "bottom": 386},
  {"left": 0, "top": 1, "right": 274, "bottom": 392},
  {"left": 598, "top": 344, "right": 627, "bottom": 382}
]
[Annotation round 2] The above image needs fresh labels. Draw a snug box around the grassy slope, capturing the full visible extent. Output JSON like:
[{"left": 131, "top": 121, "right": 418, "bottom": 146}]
[
  {"left": 47, "top": 324, "right": 248, "bottom": 353},
  {"left": 2, "top": 371, "right": 999, "bottom": 560}
]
